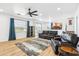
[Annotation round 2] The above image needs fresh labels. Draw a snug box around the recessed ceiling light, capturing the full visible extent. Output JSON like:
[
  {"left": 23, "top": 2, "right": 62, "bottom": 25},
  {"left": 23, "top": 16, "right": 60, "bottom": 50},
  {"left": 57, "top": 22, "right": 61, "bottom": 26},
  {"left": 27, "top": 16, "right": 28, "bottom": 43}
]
[
  {"left": 0, "top": 9, "right": 4, "bottom": 12},
  {"left": 57, "top": 8, "right": 61, "bottom": 11}
]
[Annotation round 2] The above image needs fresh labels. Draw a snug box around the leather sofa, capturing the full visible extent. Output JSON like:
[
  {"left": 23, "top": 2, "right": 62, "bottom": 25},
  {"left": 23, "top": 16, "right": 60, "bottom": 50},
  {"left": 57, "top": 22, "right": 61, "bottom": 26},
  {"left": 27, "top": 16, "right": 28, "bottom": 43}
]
[{"left": 39, "top": 31, "right": 58, "bottom": 39}]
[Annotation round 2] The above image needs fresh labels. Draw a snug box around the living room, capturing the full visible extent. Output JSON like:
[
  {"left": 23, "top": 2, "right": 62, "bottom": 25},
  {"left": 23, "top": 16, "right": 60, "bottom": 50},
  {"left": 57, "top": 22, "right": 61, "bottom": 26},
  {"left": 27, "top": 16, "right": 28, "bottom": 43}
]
[{"left": 0, "top": 3, "right": 79, "bottom": 56}]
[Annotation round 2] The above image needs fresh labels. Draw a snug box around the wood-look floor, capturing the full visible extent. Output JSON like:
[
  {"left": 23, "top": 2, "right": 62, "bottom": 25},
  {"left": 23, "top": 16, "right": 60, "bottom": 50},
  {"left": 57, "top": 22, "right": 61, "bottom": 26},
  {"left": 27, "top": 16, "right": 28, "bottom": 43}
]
[{"left": 0, "top": 38, "right": 56, "bottom": 56}]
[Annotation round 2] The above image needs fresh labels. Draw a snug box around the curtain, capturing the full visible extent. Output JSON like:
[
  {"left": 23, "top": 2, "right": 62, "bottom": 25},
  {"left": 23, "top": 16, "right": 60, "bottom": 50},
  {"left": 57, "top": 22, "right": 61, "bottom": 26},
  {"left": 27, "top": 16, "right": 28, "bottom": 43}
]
[{"left": 9, "top": 18, "right": 16, "bottom": 40}]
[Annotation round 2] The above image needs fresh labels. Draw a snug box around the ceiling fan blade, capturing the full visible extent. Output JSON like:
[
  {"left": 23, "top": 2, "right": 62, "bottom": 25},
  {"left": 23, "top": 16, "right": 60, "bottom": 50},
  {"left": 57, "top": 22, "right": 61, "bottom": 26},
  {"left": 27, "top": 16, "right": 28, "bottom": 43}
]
[
  {"left": 28, "top": 8, "right": 31, "bottom": 11},
  {"left": 30, "top": 14, "right": 32, "bottom": 17},
  {"left": 31, "top": 10, "right": 37, "bottom": 13},
  {"left": 32, "top": 13, "right": 38, "bottom": 16},
  {"left": 27, "top": 8, "right": 38, "bottom": 17}
]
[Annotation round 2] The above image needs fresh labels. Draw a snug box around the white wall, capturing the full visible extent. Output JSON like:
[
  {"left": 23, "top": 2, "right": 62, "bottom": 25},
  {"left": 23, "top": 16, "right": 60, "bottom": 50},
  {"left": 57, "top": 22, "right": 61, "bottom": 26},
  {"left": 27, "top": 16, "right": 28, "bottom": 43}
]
[
  {"left": 0, "top": 13, "right": 10, "bottom": 42},
  {"left": 75, "top": 6, "right": 79, "bottom": 37},
  {"left": 0, "top": 11, "right": 76, "bottom": 42},
  {"left": 52, "top": 15, "right": 76, "bottom": 35},
  {"left": 0, "top": 13, "right": 28, "bottom": 42},
  {"left": 33, "top": 15, "right": 75, "bottom": 36}
]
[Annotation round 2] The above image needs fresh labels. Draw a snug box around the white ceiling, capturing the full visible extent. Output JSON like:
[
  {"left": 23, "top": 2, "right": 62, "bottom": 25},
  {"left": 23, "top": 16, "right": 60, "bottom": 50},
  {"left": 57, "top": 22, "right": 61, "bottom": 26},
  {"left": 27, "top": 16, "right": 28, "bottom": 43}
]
[{"left": 0, "top": 3, "right": 79, "bottom": 19}]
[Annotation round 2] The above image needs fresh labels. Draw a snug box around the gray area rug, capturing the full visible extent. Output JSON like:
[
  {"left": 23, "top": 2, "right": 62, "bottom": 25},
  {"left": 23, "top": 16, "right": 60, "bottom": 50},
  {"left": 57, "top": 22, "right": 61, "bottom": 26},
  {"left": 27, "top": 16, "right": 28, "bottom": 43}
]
[{"left": 16, "top": 38, "right": 50, "bottom": 56}]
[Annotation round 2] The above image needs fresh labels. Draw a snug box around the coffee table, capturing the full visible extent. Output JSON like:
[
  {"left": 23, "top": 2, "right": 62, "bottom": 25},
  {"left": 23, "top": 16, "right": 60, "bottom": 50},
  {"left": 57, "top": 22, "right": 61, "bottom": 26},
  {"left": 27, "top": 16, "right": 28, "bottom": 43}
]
[{"left": 59, "top": 45, "right": 79, "bottom": 56}]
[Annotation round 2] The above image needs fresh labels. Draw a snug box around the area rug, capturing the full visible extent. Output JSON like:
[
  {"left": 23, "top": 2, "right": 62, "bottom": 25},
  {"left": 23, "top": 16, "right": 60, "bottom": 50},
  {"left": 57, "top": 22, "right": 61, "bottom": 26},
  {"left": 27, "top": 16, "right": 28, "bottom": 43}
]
[{"left": 16, "top": 38, "right": 50, "bottom": 56}]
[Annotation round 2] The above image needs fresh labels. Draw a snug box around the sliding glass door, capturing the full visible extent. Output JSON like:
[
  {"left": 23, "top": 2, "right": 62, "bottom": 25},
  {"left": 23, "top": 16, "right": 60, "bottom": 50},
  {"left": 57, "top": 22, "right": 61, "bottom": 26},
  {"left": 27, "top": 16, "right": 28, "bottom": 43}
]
[{"left": 14, "top": 20, "right": 27, "bottom": 39}]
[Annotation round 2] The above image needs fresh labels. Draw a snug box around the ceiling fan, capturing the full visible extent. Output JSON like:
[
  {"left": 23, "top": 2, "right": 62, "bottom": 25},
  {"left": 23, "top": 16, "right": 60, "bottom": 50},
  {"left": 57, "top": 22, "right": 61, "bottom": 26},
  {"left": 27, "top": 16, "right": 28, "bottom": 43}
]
[{"left": 27, "top": 8, "right": 38, "bottom": 17}]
